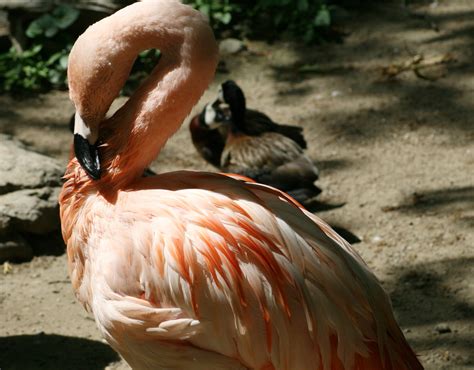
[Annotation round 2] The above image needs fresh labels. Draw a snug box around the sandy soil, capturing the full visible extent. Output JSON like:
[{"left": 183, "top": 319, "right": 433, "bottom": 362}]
[{"left": 1, "top": 1, "right": 473, "bottom": 369}]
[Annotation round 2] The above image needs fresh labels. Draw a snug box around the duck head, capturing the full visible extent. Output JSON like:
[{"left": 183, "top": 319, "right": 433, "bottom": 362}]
[
  {"left": 198, "top": 100, "right": 230, "bottom": 130},
  {"left": 198, "top": 79, "right": 245, "bottom": 132},
  {"left": 219, "top": 80, "right": 246, "bottom": 126}
]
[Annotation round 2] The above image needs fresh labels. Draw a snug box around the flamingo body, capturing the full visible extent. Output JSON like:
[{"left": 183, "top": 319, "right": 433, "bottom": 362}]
[
  {"left": 62, "top": 170, "right": 421, "bottom": 370},
  {"left": 60, "top": 1, "right": 423, "bottom": 369}
]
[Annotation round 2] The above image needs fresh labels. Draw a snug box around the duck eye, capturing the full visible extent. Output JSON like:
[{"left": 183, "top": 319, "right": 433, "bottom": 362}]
[
  {"left": 220, "top": 106, "right": 231, "bottom": 121},
  {"left": 215, "top": 109, "right": 225, "bottom": 122}
]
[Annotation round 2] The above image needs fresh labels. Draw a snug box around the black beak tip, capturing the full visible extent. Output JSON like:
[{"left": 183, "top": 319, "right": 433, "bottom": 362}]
[
  {"left": 68, "top": 113, "right": 75, "bottom": 133},
  {"left": 74, "top": 134, "right": 101, "bottom": 180}
]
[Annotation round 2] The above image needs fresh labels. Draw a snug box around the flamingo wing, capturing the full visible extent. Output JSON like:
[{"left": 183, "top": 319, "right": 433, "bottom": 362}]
[{"left": 88, "top": 172, "right": 420, "bottom": 370}]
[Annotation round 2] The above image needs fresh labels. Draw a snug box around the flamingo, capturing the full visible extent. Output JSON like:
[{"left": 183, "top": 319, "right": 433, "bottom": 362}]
[{"left": 59, "top": 1, "right": 423, "bottom": 369}]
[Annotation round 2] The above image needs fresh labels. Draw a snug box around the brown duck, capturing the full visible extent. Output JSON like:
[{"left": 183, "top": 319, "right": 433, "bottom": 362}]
[{"left": 190, "top": 80, "right": 321, "bottom": 203}]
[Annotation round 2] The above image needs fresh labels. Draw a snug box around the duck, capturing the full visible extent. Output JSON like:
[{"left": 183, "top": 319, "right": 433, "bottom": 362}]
[
  {"left": 188, "top": 100, "right": 228, "bottom": 167},
  {"left": 189, "top": 80, "right": 308, "bottom": 166},
  {"left": 216, "top": 80, "right": 307, "bottom": 148},
  {"left": 60, "top": 1, "right": 423, "bottom": 369},
  {"left": 190, "top": 80, "right": 321, "bottom": 203}
]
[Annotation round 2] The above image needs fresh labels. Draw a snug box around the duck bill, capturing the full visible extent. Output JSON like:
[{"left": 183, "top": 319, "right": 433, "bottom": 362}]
[{"left": 73, "top": 112, "right": 101, "bottom": 180}]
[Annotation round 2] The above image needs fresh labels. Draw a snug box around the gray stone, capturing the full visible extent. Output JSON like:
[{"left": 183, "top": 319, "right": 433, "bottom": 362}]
[
  {"left": 219, "top": 38, "right": 246, "bottom": 56},
  {"left": 0, "top": 134, "right": 63, "bottom": 194},
  {"left": 0, "top": 187, "right": 60, "bottom": 235},
  {"left": 0, "top": 135, "right": 63, "bottom": 261}
]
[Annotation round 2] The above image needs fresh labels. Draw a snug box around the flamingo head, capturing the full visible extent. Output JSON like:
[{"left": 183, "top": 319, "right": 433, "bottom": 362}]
[{"left": 72, "top": 112, "right": 101, "bottom": 180}]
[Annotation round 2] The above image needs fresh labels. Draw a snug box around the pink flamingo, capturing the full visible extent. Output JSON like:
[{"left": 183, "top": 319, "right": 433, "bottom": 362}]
[{"left": 60, "top": 1, "right": 423, "bottom": 369}]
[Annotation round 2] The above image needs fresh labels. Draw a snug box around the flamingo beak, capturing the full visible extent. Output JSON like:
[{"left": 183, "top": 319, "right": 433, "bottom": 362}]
[{"left": 73, "top": 112, "right": 101, "bottom": 180}]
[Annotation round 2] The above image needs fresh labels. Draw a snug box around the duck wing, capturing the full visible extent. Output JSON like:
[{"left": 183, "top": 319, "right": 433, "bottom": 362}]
[
  {"left": 221, "top": 132, "right": 303, "bottom": 179},
  {"left": 244, "top": 109, "right": 307, "bottom": 149}
]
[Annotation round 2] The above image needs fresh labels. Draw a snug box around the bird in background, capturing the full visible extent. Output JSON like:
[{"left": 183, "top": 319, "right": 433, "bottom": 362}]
[
  {"left": 188, "top": 98, "right": 228, "bottom": 168},
  {"left": 190, "top": 80, "right": 322, "bottom": 204},
  {"left": 60, "top": 1, "right": 423, "bottom": 369}
]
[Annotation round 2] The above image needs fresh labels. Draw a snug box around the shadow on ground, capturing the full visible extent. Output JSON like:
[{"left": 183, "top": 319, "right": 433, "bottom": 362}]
[
  {"left": 383, "top": 186, "right": 474, "bottom": 227},
  {"left": 266, "top": 3, "right": 474, "bottom": 144},
  {"left": 388, "top": 257, "right": 474, "bottom": 366},
  {"left": 0, "top": 333, "right": 119, "bottom": 370},
  {"left": 314, "top": 158, "right": 354, "bottom": 175}
]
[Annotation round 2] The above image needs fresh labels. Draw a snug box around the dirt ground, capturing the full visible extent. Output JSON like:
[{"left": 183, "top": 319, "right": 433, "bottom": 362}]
[{"left": 1, "top": 1, "right": 473, "bottom": 369}]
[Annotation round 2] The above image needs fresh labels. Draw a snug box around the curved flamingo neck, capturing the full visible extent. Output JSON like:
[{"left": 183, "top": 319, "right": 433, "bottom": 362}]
[{"left": 67, "top": 1, "right": 218, "bottom": 189}]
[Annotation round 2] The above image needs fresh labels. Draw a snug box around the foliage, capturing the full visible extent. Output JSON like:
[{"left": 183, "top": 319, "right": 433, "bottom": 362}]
[
  {"left": 0, "top": 1, "right": 341, "bottom": 94},
  {"left": 0, "top": 44, "right": 69, "bottom": 91},
  {"left": 26, "top": 5, "right": 80, "bottom": 39},
  {"left": 185, "top": 0, "right": 240, "bottom": 34},
  {"left": 0, "top": 4, "right": 163, "bottom": 94},
  {"left": 0, "top": 5, "right": 77, "bottom": 92},
  {"left": 252, "top": 0, "right": 333, "bottom": 43},
  {"left": 184, "top": 0, "right": 336, "bottom": 43}
]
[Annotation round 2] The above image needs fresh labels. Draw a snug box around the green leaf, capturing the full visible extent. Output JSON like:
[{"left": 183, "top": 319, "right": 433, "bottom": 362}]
[
  {"left": 26, "top": 5, "right": 78, "bottom": 38},
  {"left": 21, "top": 44, "right": 42, "bottom": 59},
  {"left": 52, "top": 5, "right": 80, "bottom": 29},
  {"left": 46, "top": 52, "right": 62, "bottom": 66},
  {"left": 220, "top": 12, "right": 232, "bottom": 24},
  {"left": 44, "top": 26, "right": 59, "bottom": 38},
  {"left": 48, "top": 69, "right": 63, "bottom": 85},
  {"left": 198, "top": 4, "right": 210, "bottom": 16},
  {"left": 59, "top": 54, "right": 69, "bottom": 69},
  {"left": 314, "top": 6, "right": 331, "bottom": 27},
  {"left": 26, "top": 14, "right": 56, "bottom": 38}
]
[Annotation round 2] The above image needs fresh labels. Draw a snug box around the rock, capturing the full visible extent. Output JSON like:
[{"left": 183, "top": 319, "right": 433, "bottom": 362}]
[
  {"left": 0, "top": 135, "right": 63, "bottom": 261},
  {"left": 219, "top": 38, "right": 246, "bottom": 56},
  {"left": 0, "top": 187, "right": 60, "bottom": 234},
  {"left": 434, "top": 323, "right": 452, "bottom": 334},
  {"left": 0, "top": 134, "right": 63, "bottom": 194}
]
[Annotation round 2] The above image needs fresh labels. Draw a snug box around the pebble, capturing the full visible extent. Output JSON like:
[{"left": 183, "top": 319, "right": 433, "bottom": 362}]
[
  {"left": 219, "top": 38, "right": 246, "bottom": 56},
  {"left": 371, "top": 235, "right": 383, "bottom": 244},
  {"left": 434, "top": 323, "right": 452, "bottom": 334}
]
